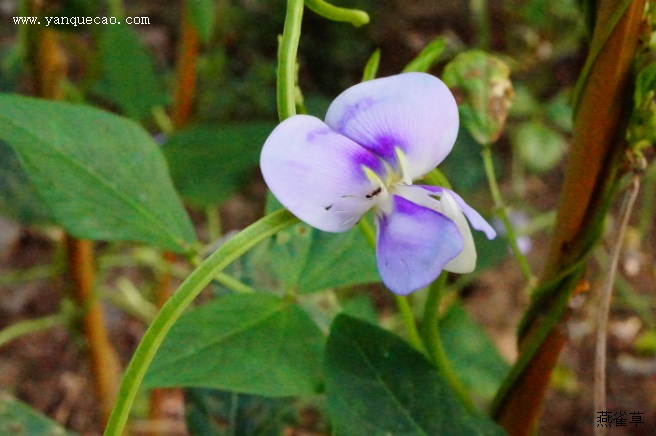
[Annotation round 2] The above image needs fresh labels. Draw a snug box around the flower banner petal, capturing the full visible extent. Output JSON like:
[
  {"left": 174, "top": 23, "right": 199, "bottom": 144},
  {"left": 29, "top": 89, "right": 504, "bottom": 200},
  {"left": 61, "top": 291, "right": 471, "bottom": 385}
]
[
  {"left": 261, "top": 115, "right": 386, "bottom": 232},
  {"left": 325, "top": 73, "right": 459, "bottom": 180},
  {"left": 376, "top": 195, "right": 463, "bottom": 295}
]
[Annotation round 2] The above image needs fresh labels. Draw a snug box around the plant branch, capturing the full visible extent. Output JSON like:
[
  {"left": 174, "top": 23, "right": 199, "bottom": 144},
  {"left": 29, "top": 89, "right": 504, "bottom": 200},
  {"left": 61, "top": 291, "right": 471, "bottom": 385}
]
[
  {"left": 481, "top": 146, "right": 534, "bottom": 284},
  {"left": 104, "top": 210, "right": 298, "bottom": 436},
  {"left": 594, "top": 169, "right": 641, "bottom": 432},
  {"left": 277, "top": 0, "right": 304, "bottom": 121},
  {"left": 422, "top": 273, "right": 476, "bottom": 412},
  {"left": 0, "top": 314, "right": 65, "bottom": 349},
  {"left": 66, "top": 236, "right": 122, "bottom": 426},
  {"left": 304, "top": 0, "right": 369, "bottom": 27}
]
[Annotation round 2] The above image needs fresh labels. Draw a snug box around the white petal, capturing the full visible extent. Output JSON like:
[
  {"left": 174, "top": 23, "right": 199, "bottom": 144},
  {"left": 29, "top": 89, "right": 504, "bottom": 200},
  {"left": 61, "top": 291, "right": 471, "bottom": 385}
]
[{"left": 437, "top": 191, "right": 477, "bottom": 273}]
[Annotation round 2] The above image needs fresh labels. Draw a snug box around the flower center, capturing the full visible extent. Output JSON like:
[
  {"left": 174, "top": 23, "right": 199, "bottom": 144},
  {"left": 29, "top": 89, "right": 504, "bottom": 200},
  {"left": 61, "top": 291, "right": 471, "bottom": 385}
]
[{"left": 361, "top": 147, "right": 414, "bottom": 215}]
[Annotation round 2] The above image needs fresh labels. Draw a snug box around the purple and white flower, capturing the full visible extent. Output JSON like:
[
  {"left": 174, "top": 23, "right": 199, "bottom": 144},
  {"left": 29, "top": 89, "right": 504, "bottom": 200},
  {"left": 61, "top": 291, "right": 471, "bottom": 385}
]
[{"left": 260, "top": 72, "right": 496, "bottom": 295}]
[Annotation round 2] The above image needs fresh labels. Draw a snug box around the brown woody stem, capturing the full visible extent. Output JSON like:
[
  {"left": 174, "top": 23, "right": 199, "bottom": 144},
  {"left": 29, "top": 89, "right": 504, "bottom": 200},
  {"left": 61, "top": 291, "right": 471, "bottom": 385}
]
[
  {"left": 491, "top": 1, "right": 646, "bottom": 434},
  {"left": 66, "top": 237, "right": 121, "bottom": 425}
]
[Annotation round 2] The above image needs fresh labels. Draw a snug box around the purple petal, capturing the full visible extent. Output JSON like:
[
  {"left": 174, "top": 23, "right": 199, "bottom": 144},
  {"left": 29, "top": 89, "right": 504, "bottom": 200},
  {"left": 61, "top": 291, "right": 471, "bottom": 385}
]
[
  {"left": 394, "top": 185, "right": 475, "bottom": 273},
  {"left": 261, "top": 115, "right": 388, "bottom": 232},
  {"left": 375, "top": 195, "right": 463, "bottom": 295},
  {"left": 325, "top": 73, "right": 459, "bottom": 180},
  {"left": 417, "top": 185, "right": 497, "bottom": 239}
]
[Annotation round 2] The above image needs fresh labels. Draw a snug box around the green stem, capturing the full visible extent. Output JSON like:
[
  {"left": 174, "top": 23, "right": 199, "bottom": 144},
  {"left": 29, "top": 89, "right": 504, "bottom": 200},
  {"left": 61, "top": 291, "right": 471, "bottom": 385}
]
[
  {"left": 104, "top": 210, "right": 298, "bottom": 436},
  {"left": 277, "top": 0, "right": 304, "bottom": 122},
  {"left": 214, "top": 273, "right": 257, "bottom": 294},
  {"left": 481, "top": 146, "right": 534, "bottom": 283},
  {"left": 357, "top": 220, "right": 423, "bottom": 351},
  {"left": 0, "top": 314, "right": 65, "bottom": 348},
  {"left": 0, "top": 265, "right": 57, "bottom": 286},
  {"left": 422, "top": 273, "right": 477, "bottom": 412},
  {"left": 107, "top": 0, "right": 125, "bottom": 19},
  {"left": 304, "top": 0, "right": 369, "bottom": 27},
  {"left": 206, "top": 205, "right": 222, "bottom": 242},
  {"left": 357, "top": 219, "right": 376, "bottom": 247},
  {"left": 469, "top": 0, "right": 490, "bottom": 49},
  {"left": 393, "top": 295, "right": 424, "bottom": 351}
]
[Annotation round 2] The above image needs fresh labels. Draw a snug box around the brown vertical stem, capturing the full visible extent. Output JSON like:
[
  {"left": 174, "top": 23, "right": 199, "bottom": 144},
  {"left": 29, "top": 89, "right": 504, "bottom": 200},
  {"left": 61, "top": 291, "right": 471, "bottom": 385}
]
[
  {"left": 491, "top": 0, "right": 646, "bottom": 434},
  {"left": 33, "top": 28, "right": 66, "bottom": 99},
  {"left": 30, "top": 3, "right": 121, "bottom": 427},
  {"left": 171, "top": 14, "right": 200, "bottom": 127},
  {"left": 66, "top": 237, "right": 121, "bottom": 425},
  {"left": 148, "top": 8, "right": 201, "bottom": 433}
]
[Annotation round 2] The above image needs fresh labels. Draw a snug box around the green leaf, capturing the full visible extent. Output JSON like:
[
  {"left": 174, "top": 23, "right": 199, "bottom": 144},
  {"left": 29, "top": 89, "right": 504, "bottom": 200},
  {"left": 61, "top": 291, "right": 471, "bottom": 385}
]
[
  {"left": 269, "top": 223, "right": 380, "bottom": 294},
  {"left": 512, "top": 121, "right": 565, "bottom": 173},
  {"left": 185, "top": 389, "right": 308, "bottom": 436},
  {"left": 440, "top": 128, "right": 488, "bottom": 194},
  {"left": 163, "top": 122, "right": 275, "bottom": 207},
  {"left": 93, "top": 25, "right": 165, "bottom": 121},
  {"left": 145, "top": 293, "right": 325, "bottom": 397},
  {"left": 325, "top": 314, "right": 506, "bottom": 435},
  {"left": 267, "top": 194, "right": 380, "bottom": 293},
  {"left": 546, "top": 92, "right": 574, "bottom": 132},
  {"left": 440, "top": 304, "right": 509, "bottom": 402},
  {"left": 0, "top": 393, "right": 76, "bottom": 435},
  {"left": 628, "top": 62, "right": 656, "bottom": 148},
  {"left": 186, "top": 0, "right": 215, "bottom": 43},
  {"left": 403, "top": 37, "right": 447, "bottom": 73},
  {"left": 0, "top": 94, "right": 196, "bottom": 252},
  {"left": 473, "top": 230, "right": 509, "bottom": 271},
  {"left": 442, "top": 50, "right": 513, "bottom": 145},
  {"left": 0, "top": 141, "right": 53, "bottom": 225}
]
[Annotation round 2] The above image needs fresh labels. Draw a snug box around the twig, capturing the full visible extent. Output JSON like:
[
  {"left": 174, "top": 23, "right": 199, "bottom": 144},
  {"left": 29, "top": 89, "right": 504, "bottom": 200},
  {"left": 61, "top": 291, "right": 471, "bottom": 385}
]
[{"left": 594, "top": 167, "right": 642, "bottom": 435}]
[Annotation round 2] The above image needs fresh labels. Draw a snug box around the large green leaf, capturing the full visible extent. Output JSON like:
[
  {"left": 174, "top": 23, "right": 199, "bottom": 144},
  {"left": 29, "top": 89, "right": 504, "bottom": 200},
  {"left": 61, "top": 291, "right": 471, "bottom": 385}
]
[
  {"left": 163, "top": 122, "right": 275, "bottom": 207},
  {"left": 0, "top": 393, "right": 76, "bottom": 435},
  {"left": 270, "top": 222, "right": 380, "bottom": 294},
  {"left": 145, "top": 293, "right": 325, "bottom": 397},
  {"left": 325, "top": 314, "right": 505, "bottom": 435},
  {"left": 0, "top": 141, "right": 53, "bottom": 225},
  {"left": 440, "top": 304, "right": 510, "bottom": 403},
  {"left": 185, "top": 389, "right": 308, "bottom": 436},
  {"left": 93, "top": 25, "right": 165, "bottom": 121},
  {"left": 267, "top": 194, "right": 380, "bottom": 293},
  {"left": 0, "top": 94, "right": 196, "bottom": 252}
]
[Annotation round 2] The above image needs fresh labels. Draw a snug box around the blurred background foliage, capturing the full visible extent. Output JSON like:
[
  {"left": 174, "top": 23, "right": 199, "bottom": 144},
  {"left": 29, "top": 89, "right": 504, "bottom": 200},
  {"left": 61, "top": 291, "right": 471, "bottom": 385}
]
[{"left": 2, "top": 0, "right": 655, "bottom": 435}]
